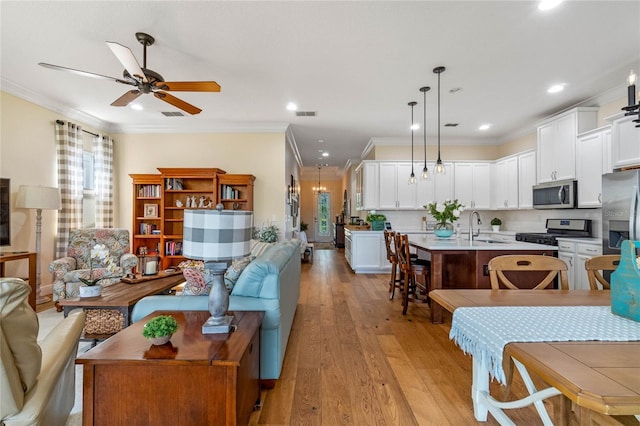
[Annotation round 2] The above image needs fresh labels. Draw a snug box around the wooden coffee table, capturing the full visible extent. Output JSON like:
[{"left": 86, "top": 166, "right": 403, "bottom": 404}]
[
  {"left": 57, "top": 272, "right": 184, "bottom": 340},
  {"left": 77, "top": 310, "right": 263, "bottom": 426}
]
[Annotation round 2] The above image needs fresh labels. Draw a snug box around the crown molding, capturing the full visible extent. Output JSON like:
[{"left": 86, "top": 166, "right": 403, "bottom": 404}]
[{"left": 110, "top": 122, "right": 290, "bottom": 134}]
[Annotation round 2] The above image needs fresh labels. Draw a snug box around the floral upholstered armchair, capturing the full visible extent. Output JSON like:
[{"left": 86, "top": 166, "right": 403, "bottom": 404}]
[{"left": 49, "top": 228, "right": 137, "bottom": 305}]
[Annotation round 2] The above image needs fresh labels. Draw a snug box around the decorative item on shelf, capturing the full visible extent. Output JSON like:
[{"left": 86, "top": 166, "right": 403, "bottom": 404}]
[
  {"left": 15, "top": 185, "right": 61, "bottom": 304},
  {"left": 408, "top": 101, "right": 418, "bottom": 184},
  {"left": 183, "top": 206, "right": 253, "bottom": 334},
  {"left": 142, "top": 315, "right": 179, "bottom": 345},
  {"left": 78, "top": 243, "right": 116, "bottom": 298},
  {"left": 420, "top": 86, "right": 431, "bottom": 180},
  {"left": 491, "top": 217, "right": 502, "bottom": 232},
  {"left": 425, "top": 199, "right": 464, "bottom": 238},
  {"left": 433, "top": 66, "right": 446, "bottom": 174},
  {"left": 175, "top": 199, "right": 183, "bottom": 207},
  {"left": 622, "top": 69, "right": 640, "bottom": 128},
  {"left": 143, "top": 203, "right": 158, "bottom": 218},
  {"left": 366, "top": 212, "right": 387, "bottom": 231}
]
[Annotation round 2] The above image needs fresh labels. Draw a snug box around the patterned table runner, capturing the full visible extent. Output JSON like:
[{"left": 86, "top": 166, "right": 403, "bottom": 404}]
[{"left": 450, "top": 306, "right": 640, "bottom": 384}]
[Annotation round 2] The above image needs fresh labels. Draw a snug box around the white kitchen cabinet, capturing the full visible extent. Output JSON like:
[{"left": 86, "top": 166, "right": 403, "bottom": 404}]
[
  {"left": 576, "top": 126, "right": 611, "bottom": 208},
  {"left": 536, "top": 107, "right": 598, "bottom": 184},
  {"left": 356, "top": 161, "right": 379, "bottom": 211},
  {"left": 611, "top": 114, "right": 640, "bottom": 170},
  {"left": 518, "top": 151, "right": 536, "bottom": 209},
  {"left": 345, "top": 229, "right": 389, "bottom": 273},
  {"left": 494, "top": 156, "right": 518, "bottom": 209},
  {"left": 378, "top": 162, "right": 417, "bottom": 209},
  {"left": 454, "top": 162, "right": 491, "bottom": 209},
  {"left": 416, "top": 162, "right": 454, "bottom": 207},
  {"left": 557, "top": 239, "right": 602, "bottom": 290}
]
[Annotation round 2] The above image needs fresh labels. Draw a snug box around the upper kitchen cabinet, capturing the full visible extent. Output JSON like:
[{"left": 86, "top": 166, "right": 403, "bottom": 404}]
[
  {"left": 517, "top": 150, "right": 536, "bottom": 209},
  {"left": 536, "top": 107, "right": 598, "bottom": 184},
  {"left": 454, "top": 162, "right": 492, "bottom": 209},
  {"left": 355, "top": 161, "right": 379, "bottom": 211},
  {"left": 576, "top": 126, "right": 611, "bottom": 208},
  {"left": 611, "top": 114, "right": 640, "bottom": 170},
  {"left": 493, "top": 155, "right": 518, "bottom": 209},
  {"left": 378, "top": 162, "right": 417, "bottom": 209},
  {"left": 416, "top": 162, "right": 454, "bottom": 207}
]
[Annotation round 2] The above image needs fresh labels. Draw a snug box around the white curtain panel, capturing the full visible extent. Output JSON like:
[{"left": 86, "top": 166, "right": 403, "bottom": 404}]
[{"left": 93, "top": 134, "right": 114, "bottom": 227}]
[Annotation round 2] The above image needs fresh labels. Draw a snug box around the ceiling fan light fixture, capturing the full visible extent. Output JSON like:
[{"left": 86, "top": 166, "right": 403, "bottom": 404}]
[{"left": 130, "top": 103, "right": 143, "bottom": 111}]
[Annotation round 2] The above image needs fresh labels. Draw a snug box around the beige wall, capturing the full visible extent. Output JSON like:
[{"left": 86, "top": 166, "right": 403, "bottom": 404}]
[{"left": 113, "top": 132, "right": 290, "bottom": 241}]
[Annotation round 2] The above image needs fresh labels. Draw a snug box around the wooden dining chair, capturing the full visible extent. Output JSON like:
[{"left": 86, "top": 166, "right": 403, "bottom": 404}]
[
  {"left": 488, "top": 255, "right": 569, "bottom": 290},
  {"left": 396, "top": 234, "right": 430, "bottom": 315},
  {"left": 584, "top": 254, "right": 619, "bottom": 290},
  {"left": 383, "top": 230, "right": 402, "bottom": 300}
]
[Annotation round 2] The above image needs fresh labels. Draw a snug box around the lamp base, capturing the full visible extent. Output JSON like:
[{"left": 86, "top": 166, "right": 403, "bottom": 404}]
[{"left": 202, "top": 315, "right": 235, "bottom": 334}]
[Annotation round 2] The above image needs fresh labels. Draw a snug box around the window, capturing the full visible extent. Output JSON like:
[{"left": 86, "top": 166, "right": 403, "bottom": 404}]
[{"left": 317, "top": 192, "right": 330, "bottom": 238}]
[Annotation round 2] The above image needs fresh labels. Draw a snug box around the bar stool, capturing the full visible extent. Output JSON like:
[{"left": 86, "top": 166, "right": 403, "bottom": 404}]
[
  {"left": 384, "top": 231, "right": 402, "bottom": 300},
  {"left": 396, "top": 234, "right": 430, "bottom": 315}
]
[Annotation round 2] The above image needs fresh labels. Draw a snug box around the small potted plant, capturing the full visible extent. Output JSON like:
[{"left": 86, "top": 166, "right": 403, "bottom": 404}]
[
  {"left": 491, "top": 217, "right": 502, "bottom": 232},
  {"left": 142, "top": 315, "right": 179, "bottom": 345},
  {"left": 366, "top": 212, "right": 387, "bottom": 231}
]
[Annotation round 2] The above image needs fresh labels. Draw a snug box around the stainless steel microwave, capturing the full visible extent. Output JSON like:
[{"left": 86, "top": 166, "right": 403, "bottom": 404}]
[{"left": 532, "top": 179, "right": 577, "bottom": 209}]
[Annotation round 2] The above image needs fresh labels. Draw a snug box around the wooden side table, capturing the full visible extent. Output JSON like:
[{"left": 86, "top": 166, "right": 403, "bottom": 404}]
[
  {"left": 77, "top": 310, "right": 263, "bottom": 426},
  {"left": 0, "top": 251, "right": 37, "bottom": 310}
]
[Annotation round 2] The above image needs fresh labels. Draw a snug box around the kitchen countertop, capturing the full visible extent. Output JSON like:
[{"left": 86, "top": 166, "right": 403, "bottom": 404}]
[{"left": 408, "top": 235, "right": 557, "bottom": 251}]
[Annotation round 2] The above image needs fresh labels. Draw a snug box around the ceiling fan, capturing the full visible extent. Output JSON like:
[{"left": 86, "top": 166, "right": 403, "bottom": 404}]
[{"left": 39, "top": 32, "right": 220, "bottom": 115}]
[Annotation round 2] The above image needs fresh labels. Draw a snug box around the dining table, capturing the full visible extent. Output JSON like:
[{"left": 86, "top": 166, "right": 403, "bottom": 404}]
[{"left": 429, "top": 289, "right": 640, "bottom": 426}]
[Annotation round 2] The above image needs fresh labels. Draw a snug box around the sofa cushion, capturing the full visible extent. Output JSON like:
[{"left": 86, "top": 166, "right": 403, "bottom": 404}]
[
  {"left": 224, "top": 257, "right": 251, "bottom": 290},
  {"left": 250, "top": 239, "right": 275, "bottom": 259},
  {"left": 232, "top": 241, "right": 297, "bottom": 299},
  {"left": 181, "top": 268, "right": 211, "bottom": 296}
]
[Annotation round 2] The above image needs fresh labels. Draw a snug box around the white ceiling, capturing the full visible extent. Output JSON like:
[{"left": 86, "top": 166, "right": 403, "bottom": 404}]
[{"left": 1, "top": 1, "right": 639, "bottom": 180}]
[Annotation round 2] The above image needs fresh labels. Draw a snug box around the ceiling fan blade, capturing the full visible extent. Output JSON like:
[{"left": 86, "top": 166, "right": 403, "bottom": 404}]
[
  {"left": 154, "top": 91, "right": 202, "bottom": 115},
  {"left": 106, "top": 41, "right": 147, "bottom": 83},
  {"left": 111, "top": 90, "right": 142, "bottom": 107},
  {"left": 153, "top": 81, "right": 221, "bottom": 92},
  {"left": 38, "top": 62, "right": 133, "bottom": 85}
]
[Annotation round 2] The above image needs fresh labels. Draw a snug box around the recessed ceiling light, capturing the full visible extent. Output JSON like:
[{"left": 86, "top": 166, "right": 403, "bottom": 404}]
[
  {"left": 318, "top": 139, "right": 324, "bottom": 143},
  {"left": 131, "top": 104, "right": 143, "bottom": 111},
  {"left": 538, "top": 0, "right": 563, "bottom": 11},
  {"left": 322, "top": 152, "right": 329, "bottom": 157},
  {"left": 286, "top": 102, "right": 298, "bottom": 111},
  {"left": 478, "top": 124, "right": 491, "bottom": 131},
  {"left": 547, "top": 83, "right": 566, "bottom": 93},
  {"left": 410, "top": 123, "right": 420, "bottom": 130}
]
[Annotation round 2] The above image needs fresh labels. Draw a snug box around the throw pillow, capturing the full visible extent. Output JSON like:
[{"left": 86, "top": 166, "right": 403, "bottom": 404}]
[
  {"left": 250, "top": 239, "right": 274, "bottom": 259},
  {"left": 224, "top": 257, "right": 251, "bottom": 290},
  {"left": 181, "top": 268, "right": 211, "bottom": 296}
]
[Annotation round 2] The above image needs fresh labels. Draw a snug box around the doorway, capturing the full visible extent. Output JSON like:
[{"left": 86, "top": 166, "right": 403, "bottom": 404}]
[{"left": 315, "top": 191, "right": 332, "bottom": 243}]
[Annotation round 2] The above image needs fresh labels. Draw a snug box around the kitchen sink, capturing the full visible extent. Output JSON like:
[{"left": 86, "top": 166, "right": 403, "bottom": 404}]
[{"left": 473, "top": 238, "right": 506, "bottom": 244}]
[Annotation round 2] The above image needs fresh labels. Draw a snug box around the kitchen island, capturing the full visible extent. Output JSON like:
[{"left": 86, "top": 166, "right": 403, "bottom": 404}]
[{"left": 408, "top": 235, "right": 557, "bottom": 323}]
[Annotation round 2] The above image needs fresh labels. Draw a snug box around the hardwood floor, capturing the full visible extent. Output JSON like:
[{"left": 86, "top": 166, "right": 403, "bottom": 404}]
[{"left": 249, "top": 249, "right": 547, "bottom": 425}]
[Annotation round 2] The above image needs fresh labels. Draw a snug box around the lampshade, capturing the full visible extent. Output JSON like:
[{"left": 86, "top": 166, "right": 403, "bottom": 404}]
[
  {"left": 16, "top": 185, "right": 61, "bottom": 210},
  {"left": 183, "top": 209, "right": 253, "bottom": 261}
]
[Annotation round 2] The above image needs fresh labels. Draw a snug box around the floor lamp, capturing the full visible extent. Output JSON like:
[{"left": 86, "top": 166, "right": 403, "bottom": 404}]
[
  {"left": 183, "top": 206, "right": 253, "bottom": 333},
  {"left": 16, "top": 185, "right": 61, "bottom": 304}
]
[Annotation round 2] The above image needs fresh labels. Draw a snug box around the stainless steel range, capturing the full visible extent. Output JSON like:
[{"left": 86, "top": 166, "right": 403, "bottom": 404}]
[{"left": 515, "top": 219, "right": 592, "bottom": 246}]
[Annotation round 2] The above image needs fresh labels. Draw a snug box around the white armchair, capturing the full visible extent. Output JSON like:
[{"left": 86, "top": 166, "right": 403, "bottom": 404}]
[{"left": 1, "top": 278, "right": 85, "bottom": 426}]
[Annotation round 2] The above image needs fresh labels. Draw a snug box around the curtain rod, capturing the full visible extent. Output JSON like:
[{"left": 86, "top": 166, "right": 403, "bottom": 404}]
[{"left": 55, "top": 120, "right": 99, "bottom": 137}]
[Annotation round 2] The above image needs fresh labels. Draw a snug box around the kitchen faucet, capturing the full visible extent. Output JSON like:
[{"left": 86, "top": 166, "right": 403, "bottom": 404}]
[{"left": 469, "top": 211, "right": 482, "bottom": 242}]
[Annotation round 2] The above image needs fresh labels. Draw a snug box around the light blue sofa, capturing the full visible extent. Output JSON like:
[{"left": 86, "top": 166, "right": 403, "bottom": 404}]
[{"left": 131, "top": 239, "right": 301, "bottom": 382}]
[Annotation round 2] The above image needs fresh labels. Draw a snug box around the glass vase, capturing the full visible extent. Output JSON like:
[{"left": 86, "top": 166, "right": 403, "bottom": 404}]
[{"left": 434, "top": 222, "right": 454, "bottom": 238}]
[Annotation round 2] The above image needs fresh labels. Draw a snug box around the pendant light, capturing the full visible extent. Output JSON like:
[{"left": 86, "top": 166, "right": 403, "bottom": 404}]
[
  {"left": 622, "top": 69, "right": 640, "bottom": 128},
  {"left": 313, "top": 166, "right": 326, "bottom": 193},
  {"left": 433, "top": 66, "right": 446, "bottom": 174},
  {"left": 420, "top": 86, "right": 430, "bottom": 180},
  {"left": 408, "top": 101, "right": 417, "bottom": 184}
]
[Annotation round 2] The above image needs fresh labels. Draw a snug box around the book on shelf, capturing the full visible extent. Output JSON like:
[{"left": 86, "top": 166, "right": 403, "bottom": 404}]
[
  {"left": 165, "top": 241, "right": 183, "bottom": 256},
  {"left": 221, "top": 184, "right": 240, "bottom": 200},
  {"left": 138, "top": 184, "right": 160, "bottom": 198},
  {"left": 139, "top": 223, "right": 157, "bottom": 235}
]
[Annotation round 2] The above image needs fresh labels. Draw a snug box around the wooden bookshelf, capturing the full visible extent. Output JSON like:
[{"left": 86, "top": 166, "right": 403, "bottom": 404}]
[{"left": 131, "top": 168, "right": 255, "bottom": 270}]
